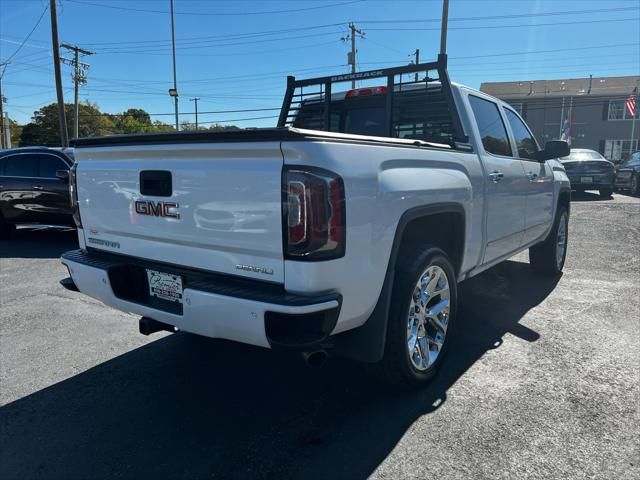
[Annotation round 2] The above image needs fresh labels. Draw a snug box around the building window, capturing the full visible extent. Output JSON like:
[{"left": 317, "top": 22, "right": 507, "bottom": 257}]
[
  {"left": 608, "top": 99, "right": 639, "bottom": 120},
  {"left": 509, "top": 102, "right": 523, "bottom": 115},
  {"left": 604, "top": 139, "right": 639, "bottom": 161}
]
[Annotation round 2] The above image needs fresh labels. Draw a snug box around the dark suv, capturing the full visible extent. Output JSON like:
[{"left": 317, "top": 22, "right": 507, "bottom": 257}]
[{"left": 0, "top": 147, "right": 74, "bottom": 237}]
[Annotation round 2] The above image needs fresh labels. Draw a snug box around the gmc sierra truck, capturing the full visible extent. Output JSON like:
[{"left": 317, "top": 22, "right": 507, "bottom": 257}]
[{"left": 60, "top": 58, "right": 571, "bottom": 387}]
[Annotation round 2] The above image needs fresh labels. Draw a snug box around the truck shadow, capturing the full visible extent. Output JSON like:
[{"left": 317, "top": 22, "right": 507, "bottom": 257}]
[
  {"left": 0, "top": 228, "right": 77, "bottom": 259},
  {"left": 0, "top": 260, "right": 557, "bottom": 480},
  {"left": 570, "top": 191, "right": 612, "bottom": 202}
]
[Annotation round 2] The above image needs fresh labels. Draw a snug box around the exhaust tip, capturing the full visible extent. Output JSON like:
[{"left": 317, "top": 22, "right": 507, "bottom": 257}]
[{"left": 301, "top": 350, "right": 329, "bottom": 368}]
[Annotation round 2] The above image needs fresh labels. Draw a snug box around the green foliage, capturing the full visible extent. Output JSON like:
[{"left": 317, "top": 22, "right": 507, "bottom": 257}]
[
  {"left": 20, "top": 102, "right": 116, "bottom": 146},
  {"left": 14, "top": 102, "right": 241, "bottom": 147},
  {"left": 18, "top": 102, "right": 177, "bottom": 146}
]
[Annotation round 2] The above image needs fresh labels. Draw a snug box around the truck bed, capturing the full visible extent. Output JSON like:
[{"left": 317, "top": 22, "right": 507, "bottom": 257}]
[{"left": 72, "top": 127, "right": 454, "bottom": 150}]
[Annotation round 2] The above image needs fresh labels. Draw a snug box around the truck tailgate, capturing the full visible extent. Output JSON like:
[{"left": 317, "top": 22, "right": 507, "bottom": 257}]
[{"left": 74, "top": 142, "right": 285, "bottom": 283}]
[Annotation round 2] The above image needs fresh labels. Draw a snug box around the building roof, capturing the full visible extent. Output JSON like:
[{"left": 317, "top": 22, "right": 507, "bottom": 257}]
[{"left": 480, "top": 75, "right": 640, "bottom": 100}]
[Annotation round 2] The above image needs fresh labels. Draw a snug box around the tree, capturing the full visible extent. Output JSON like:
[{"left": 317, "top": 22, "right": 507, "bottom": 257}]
[
  {"left": 209, "top": 123, "right": 240, "bottom": 131},
  {"left": 113, "top": 108, "right": 168, "bottom": 134},
  {"left": 20, "top": 102, "right": 116, "bottom": 146},
  {"left": 180, "top": 121, "right": 197, "bottom": 131},
  {"left": 123, "top": 108, "right": 151, "bottom": 124}
]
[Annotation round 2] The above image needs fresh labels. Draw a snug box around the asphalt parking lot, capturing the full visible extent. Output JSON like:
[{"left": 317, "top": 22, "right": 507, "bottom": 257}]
[{"left": 1, "top": 191, "right": 639, "bottom": 480}]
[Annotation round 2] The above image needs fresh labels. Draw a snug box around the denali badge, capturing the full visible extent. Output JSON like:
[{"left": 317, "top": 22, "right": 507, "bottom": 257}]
[
  {"left": 236, "top": 264, "right": 274, "bottom": 275},
  {"left": 134, "top": 200, "right": 180, "bottom": 219},
  {"left": 88, "top": 237, "right": 120, "bottom": 249}
]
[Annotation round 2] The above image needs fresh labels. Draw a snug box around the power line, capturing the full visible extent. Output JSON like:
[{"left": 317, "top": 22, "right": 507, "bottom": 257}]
[
  {"left": 71, "top": 6, "right": 638, "bottom": 48},
  {"left": 66, "top": 0, "right": 364, "bottom": 16},
  {"left": 96, "top": 39, "right": 341, "bottom": 57},
  {"left": 1, "top": 4, "right": 49, "bottom": 63},
  {"left": 80, "top": 23, "right": 344, "bottom": 47},
  {"left": 91, "top": 30, "right": 344, "bottom": 53},
  {"left": 86, "top": 14, "right": 638, "bottom": 54},
  {"left": 355, "top": 6, "right": 639, "bottom": 24},
  {"left": 451, "top": 42, "right": 640, "bottom": 60},
  {"left": 366, "top": 17, "right": 639, "bottom": 31}
]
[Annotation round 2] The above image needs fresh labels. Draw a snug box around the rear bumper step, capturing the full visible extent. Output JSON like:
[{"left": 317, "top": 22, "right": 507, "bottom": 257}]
[
  {"left": 60, "top": 249, "right": 341, "bottom": 349},
  {"left": 59, "top": 276, "right": 79, "bottom": 292},
  {"left": 139, "top": 316, "right": 176, "bottom": 336}
]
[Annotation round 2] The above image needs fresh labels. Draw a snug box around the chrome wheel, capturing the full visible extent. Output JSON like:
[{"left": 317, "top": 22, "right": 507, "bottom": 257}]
[
  {"left": 406, "top": 265, "right": 450, "bottom": 371},
  {"left": 556, "top": 212, "right": 568, "bottom": 269}
]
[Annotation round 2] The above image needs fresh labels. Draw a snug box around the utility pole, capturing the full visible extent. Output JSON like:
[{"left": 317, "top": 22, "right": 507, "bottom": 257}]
[
  {"left": 61, "top": 43, "right": 93, "bottom": 139},
  {"left": 50, "top": 0, "right": 68, "bottom": 147},
  {"left": 341, "top": 23, "right": 365, "bottom": 89},
  {"left": 169, "top": 0, "right": 179, "bottom": 131},
  {"left": 410, "top": 49, "right": 420, "bottom": 81},
  {"left": 189, "top": 97, "right": 200, "bottom": 129},
  {"left": 0, "top": 62, "right": 8, "bottom": 149}
]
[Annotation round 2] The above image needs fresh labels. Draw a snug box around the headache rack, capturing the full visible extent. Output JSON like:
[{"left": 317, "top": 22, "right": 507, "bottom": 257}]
[{"left": 278, "top": 54, "right": 468, "bottom": 147}]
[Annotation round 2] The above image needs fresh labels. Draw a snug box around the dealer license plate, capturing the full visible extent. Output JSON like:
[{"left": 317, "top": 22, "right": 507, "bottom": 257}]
[
  {"left": 146, "top": 269, "right": 183, "bottom": 303},
  {"left": 580, "top": 176, "right": 593, "bottom": 184}
]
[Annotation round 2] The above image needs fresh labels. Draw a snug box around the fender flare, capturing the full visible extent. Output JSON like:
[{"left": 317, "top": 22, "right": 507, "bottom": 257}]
[{"left": 332, "top": 202, "right": 466, "bottom": 362}]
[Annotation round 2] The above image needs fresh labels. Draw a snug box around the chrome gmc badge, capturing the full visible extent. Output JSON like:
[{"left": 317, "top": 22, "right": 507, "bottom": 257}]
[{"left": 134, "top": 200, "right": 180, "bottom": 219}]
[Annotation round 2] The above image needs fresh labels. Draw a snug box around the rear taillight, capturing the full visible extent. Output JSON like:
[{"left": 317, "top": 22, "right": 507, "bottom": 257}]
[
  {"left": 69, "top": 163, "right": 82, "bottom": 228},
  {"left": 284, "top": 167, "right": 345, "bottom": 260}
]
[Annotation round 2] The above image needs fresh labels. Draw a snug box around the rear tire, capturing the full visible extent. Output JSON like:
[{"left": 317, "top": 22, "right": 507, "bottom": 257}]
[
  {"left": 529, "top": 204, "right": 569, "bottom": 276},
  {"left": 599, "top": 187, "right": 613, "bottom": 198},
  {"left": 374, "top": 247, "right": 457, "bottom": 389}
]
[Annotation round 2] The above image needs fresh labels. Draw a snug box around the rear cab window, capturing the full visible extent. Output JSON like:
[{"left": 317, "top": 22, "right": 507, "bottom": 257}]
[
  {"left": 468, "top": 95, "right": 511, "bottom": 156},
  {"left": 292, "top": 86, "right": 458, "bottom": 144}
]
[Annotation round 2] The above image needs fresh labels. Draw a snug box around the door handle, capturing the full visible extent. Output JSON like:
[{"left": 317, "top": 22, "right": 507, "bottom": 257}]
[
  {"left": 527, "top": 171, "right": 538, "bottom": 182},
  {"left": 32, "top": 185, "right": 44, "bottom": 191},
  {"left": 488, "top": 171, "right": 504, "bottom": 183}
]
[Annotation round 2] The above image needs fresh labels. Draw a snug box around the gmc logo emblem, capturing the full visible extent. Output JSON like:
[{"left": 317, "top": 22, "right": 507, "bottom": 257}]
[{"left": 134, "top": 201, "right": 180, "bottom": 219}]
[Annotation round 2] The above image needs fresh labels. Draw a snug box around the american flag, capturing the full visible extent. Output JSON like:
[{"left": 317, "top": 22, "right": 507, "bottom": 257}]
[{"left": 626, "top": 86, "right": 637, "bottom": 117}]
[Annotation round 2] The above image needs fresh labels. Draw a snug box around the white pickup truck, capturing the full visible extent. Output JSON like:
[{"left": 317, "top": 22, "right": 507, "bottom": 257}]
[{"left": 61, "top": 59, "right": 571, "bottom": 387}]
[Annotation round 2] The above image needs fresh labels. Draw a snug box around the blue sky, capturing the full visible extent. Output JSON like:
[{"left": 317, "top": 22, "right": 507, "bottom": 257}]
[{"left": 1, "top": 0, "right": 639, "bottom": 127}]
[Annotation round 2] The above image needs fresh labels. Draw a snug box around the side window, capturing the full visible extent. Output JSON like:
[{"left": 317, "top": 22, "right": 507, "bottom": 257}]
[
  {"left": 504, "top": 108, "right": 539, "bottom": 160},
  {"left": 468, "top": 95, "right": 511, "bottom": 157},
  {"left": 38, "top": 155, "right": 69, "bottom": 178},
  {"left": 4, "top": 155, "right": 38, "bottom": 177}
]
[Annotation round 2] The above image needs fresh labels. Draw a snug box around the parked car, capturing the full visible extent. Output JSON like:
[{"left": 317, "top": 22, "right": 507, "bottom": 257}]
[
  {"left": 60, "top": 60, "right": 571, "bottom": 387},
  {"left": 615, "top": 151, "right": 640, "bottom": 196},
  {"left": 559, "top": 148, "right": 616, "bottom": 197},
  {"left": 0, "top": 146, "right": 74, "bottom": 237}
]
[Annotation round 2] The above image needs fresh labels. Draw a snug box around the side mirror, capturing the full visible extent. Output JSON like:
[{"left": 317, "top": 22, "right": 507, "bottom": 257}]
[
  {"left": 56, "top": 169, "right": 70, "bottom": 182},
  {"left": 537, "top": 140, "right": 570, "bottom": 162}
]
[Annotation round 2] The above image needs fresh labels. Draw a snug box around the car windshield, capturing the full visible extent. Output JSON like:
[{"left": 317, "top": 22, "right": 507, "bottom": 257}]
[{"left": 560, "top": 151, "right": 604, "bottom": 161}]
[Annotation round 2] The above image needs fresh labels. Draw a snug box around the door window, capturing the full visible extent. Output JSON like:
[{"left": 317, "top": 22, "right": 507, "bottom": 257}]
[
  {"left": 38, "top": 155, "right": 69, "bottom": 178},
  {"left": 504, "top": 109, "right": 539, "bottom": 160},
  {"left": 4, "top": 155, "right": 38, "bottom": 177},
  {"left": 468, "top": 95, "right": 511, "bottom": 157}
]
